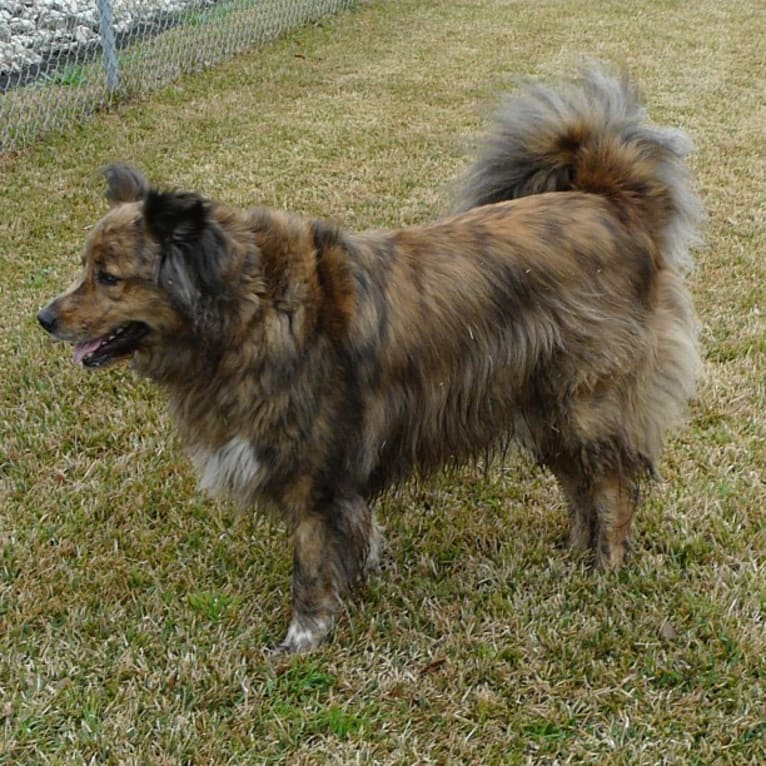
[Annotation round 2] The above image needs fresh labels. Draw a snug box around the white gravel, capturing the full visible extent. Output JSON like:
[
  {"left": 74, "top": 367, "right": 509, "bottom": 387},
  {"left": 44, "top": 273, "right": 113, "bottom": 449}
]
[{"left": 1, "top": 0, "right": 203, "bottom": 74}]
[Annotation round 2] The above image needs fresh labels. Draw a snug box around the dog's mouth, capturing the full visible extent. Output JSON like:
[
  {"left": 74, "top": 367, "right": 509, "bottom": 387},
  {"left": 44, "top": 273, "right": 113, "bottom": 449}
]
[{"left": 73, "top": 321, "right": 150, "bottom": 368}]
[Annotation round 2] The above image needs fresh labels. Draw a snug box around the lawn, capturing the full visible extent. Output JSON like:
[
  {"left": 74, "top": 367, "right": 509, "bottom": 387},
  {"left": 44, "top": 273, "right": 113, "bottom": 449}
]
[{"left": 1, "top": 0, "right": 764, "bottom": 763}]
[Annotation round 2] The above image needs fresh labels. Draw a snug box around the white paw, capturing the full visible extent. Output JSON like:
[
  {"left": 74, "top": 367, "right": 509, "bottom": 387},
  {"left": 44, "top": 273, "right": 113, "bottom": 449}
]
[{"left": 272, "top": 616, "right": 331, "bottom": 654}]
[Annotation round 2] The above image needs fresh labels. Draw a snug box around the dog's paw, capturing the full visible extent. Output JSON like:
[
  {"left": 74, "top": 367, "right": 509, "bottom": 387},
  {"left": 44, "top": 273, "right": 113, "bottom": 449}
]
[
  {"left": 364, "top": 520, "right": 385, "bottom": 575},
  {"left": 271, "top": 616, "right": 331, "bottom": 654}
]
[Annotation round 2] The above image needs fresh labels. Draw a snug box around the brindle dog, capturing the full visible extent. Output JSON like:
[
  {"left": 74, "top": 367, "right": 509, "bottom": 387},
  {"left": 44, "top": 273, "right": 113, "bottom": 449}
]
[{"left": 38, "top": 67, "right": 702, "bottom": 652}]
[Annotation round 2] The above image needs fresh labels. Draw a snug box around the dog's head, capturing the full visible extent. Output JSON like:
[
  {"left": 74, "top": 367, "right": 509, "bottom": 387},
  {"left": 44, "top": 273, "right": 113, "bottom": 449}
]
[{"left": 37, "top": 164, "right": 231, "bottom": 369}]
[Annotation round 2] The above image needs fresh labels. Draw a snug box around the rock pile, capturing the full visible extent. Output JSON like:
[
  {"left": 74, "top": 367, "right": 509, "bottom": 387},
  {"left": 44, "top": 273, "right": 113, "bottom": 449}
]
[{"left": 1, "top": 0, "right": 202, "bottom": 76}]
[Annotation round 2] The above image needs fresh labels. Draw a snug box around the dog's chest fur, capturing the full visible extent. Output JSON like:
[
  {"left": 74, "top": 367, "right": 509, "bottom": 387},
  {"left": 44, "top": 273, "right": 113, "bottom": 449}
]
[{"left": 191, "top": 436, "right": 262, "bottom": 500}]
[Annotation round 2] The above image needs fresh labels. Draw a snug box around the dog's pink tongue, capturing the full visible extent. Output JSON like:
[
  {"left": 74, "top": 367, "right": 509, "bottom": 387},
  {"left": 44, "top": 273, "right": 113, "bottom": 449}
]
[{"left": 73, "top": 339, "right": 102, "bottom": 364}]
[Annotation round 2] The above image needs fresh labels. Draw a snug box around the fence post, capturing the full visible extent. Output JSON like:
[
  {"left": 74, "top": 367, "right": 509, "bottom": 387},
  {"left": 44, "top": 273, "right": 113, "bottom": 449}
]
[{"left": 97, "top": 0, "right": 121, "bottom": 92}]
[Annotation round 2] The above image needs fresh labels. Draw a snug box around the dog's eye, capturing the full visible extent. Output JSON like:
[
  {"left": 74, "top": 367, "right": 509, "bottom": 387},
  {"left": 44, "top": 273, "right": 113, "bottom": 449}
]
[{"left": 97, "top": 270, "right": 120, "bottom": 286}]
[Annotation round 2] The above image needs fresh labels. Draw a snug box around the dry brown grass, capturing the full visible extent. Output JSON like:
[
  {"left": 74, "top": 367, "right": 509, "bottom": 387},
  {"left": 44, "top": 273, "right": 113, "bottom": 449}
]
[{"left": 1, "top": 1, "right": 764, "bottom": 763}]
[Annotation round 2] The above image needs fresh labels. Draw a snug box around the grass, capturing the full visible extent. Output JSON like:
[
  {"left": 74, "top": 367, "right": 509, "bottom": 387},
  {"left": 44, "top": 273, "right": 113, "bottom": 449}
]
[
  {"left": 1, "top": 0, "right": 764, "bottom": 762},
  {"left": 40, "top": 64, "right": 90, "bottom": 89}
]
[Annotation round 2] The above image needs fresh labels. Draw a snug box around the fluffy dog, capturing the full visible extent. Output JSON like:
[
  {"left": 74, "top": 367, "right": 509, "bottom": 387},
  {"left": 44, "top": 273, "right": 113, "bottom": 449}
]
[{"left": 38, "top": 67, "right": 702, "bottom": 652}]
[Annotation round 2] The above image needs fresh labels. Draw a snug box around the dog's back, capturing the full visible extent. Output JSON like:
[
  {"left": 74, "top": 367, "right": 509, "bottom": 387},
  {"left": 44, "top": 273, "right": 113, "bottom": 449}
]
[{"left": 345, "top": 192, "right": 663, "bottom": 490}]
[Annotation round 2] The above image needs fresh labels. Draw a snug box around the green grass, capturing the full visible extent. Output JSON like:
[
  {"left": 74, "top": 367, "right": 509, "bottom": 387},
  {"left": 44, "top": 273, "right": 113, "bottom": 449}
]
[
  {"left": 1, "top": 0, "right": 765, "bottom": 763},
  {"left": 179, "top": 0, "right": 252, "bottom": 27},
  {"left": 40, "top": 64, "right": 90, "bottom": 88}
]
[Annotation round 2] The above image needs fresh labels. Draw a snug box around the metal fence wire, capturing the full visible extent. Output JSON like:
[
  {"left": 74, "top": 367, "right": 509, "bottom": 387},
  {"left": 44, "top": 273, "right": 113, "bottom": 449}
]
[{"left": 0, "top": 0, "right": 356, "bottom": 153}]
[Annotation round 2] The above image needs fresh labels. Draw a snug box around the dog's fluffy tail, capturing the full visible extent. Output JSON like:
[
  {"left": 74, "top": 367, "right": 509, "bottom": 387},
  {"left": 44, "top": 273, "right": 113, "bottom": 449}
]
[{"left": 454, "top": 66, "right": 703, "bottom": 273}]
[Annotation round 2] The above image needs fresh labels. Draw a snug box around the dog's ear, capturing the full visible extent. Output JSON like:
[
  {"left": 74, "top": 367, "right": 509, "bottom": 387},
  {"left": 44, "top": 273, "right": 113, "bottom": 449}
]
[
  {"left": 145, "top": 189, "right": 227, "bottom": 322},
  {"left": 104, "top": 163, "right": 150, "bottom": 205},
  {"left": 144, "top": 189, "right": 207, "bottom": 245}
]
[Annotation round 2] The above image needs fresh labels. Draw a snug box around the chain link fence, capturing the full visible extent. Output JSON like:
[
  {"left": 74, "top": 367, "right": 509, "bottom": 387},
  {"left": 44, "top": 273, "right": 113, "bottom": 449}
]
[{"left": 1, "top": 0, "right": 356, "bottom": 153}]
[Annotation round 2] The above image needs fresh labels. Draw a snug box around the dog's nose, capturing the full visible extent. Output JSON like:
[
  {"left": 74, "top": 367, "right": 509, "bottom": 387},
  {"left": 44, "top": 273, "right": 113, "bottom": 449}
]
[{"left": 37, "top": 306, "right": 58, "bottom": 333}]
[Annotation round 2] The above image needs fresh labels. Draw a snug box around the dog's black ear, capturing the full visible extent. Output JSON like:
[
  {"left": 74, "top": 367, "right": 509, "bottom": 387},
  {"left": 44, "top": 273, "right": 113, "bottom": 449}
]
[
  {"left": 104, "top": 163, "right": 150, "bottom": 205},
  {"left": 145, "top": 189, "right": 228, "bottom": 323},
  {"left": 144, "top": 189, "right": 207, "bottom": 245}
]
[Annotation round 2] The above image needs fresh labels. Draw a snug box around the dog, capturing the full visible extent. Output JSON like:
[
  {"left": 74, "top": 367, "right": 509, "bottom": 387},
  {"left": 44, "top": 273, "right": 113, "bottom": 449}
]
[{"left": 38, "top": 67, "right": 702, "bottom": 652}]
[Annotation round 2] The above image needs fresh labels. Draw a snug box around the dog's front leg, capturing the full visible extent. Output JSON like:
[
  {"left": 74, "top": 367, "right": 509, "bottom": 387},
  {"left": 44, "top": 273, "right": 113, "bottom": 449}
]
[{"left": 276, "top": 492, "right": 377, "bottom": 653}]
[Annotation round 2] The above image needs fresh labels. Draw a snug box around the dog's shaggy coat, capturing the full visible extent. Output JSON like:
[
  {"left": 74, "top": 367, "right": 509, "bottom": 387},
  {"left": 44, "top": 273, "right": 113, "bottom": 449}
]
[{"left": 39, "top": 68, "right": 702, "bottom": 652}]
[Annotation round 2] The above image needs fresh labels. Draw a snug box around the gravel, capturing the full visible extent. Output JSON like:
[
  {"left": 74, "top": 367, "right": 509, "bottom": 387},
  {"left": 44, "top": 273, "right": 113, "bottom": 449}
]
[{"left": 0, "top": 0, "right": 206, "bottom": 77}]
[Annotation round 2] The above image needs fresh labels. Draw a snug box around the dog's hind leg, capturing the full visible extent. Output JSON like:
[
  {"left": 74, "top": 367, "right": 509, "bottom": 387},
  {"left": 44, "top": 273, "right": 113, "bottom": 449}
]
[
  {"left": 276, "top": 492, "right": 377, "bottom": 653},
  {"left": 552, "top": 467, "right": 598, "bottom": 553},
  {"left": 591, "top": 474, "right": 639, "bottom": 570},
  {"left": 552, "top": 462, "right": 639, "bottom": 570}
]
